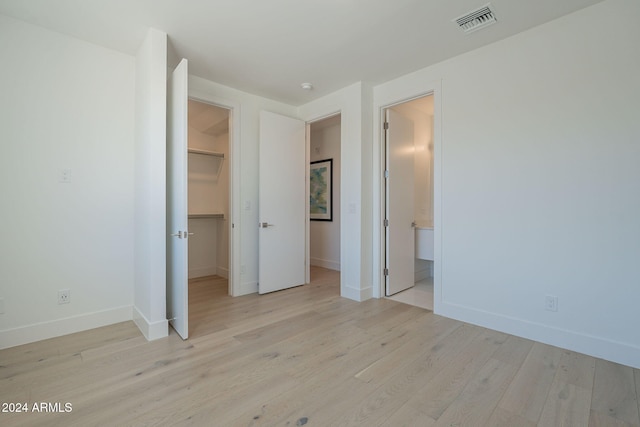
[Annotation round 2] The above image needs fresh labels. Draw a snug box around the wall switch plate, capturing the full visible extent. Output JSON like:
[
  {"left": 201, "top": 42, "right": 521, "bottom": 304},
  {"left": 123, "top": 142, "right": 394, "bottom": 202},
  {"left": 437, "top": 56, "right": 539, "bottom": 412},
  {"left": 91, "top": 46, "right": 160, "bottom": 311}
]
[
  {"left": 58, "top": 168, "right": 72, "bottom": 183},
  {"left": 58, "top": 289, "right": 71, "bottom": 304},
  {"left": 545, "top": 295, "right": 558, "bottom": 312}
]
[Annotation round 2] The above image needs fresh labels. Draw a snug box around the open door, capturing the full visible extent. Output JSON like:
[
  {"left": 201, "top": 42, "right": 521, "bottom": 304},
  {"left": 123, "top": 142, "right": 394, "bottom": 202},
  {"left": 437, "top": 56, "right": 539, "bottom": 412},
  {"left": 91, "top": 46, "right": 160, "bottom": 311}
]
[
  {"left": 385, "top": 108, "right": 415, "bottom": 296},
  {"left": 258, "top": 111, "right": 306, "bottom": 294},
  {"left": 167, "top": 58, "right": 189, "bottom": 338}
]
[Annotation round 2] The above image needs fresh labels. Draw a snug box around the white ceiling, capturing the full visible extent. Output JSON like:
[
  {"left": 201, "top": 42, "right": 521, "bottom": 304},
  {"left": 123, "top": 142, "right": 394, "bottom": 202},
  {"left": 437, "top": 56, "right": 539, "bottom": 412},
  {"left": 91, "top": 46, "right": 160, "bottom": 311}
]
[{"left": 0, "top": 0, "right": 602, "bottom": 105}]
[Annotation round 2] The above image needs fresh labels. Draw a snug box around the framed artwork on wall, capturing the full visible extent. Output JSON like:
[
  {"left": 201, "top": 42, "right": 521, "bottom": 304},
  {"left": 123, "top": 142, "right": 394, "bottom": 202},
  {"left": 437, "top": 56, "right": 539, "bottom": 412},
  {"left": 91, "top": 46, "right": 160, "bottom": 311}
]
[{"left": 310, "top": 159, "right": 333, "bottom": 221}]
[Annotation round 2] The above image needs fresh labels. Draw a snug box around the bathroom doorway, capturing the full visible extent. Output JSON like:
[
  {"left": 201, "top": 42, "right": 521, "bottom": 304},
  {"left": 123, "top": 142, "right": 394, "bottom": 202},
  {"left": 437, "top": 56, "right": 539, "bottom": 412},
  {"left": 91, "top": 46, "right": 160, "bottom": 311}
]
[{"left": 384, "top": 95, "right": 434, "bottom": 310}]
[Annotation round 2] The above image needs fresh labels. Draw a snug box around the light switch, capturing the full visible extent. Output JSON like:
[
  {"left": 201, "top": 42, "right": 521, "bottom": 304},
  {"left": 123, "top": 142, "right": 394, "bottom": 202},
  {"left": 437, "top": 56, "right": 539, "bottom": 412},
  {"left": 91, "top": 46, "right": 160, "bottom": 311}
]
[{"left": 58, "top": 169, "right": 72, "bottom": 183}]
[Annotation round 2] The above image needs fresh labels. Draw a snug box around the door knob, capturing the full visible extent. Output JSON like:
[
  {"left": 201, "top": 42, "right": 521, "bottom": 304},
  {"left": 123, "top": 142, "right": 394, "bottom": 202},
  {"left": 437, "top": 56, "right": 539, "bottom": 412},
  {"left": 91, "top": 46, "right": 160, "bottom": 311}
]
[
  {"left": 260, "top": 222, "right": 275, "bottom": 228},
  {"left": 170, "top": 231, "right": 183, "bottom": 238}
]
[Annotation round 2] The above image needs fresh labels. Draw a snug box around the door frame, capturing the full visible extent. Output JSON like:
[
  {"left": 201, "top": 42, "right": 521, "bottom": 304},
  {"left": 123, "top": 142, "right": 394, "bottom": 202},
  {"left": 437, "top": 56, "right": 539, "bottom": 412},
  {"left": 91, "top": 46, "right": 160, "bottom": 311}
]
[
  {"left": 304, "top": 111, "right": 343, "bottom": 286},
  {"left": 188, "top": 89, "right": 240, "bottom": 296},
  {"left": 373, "top": 82, "right": 442, "bottom": 312}
]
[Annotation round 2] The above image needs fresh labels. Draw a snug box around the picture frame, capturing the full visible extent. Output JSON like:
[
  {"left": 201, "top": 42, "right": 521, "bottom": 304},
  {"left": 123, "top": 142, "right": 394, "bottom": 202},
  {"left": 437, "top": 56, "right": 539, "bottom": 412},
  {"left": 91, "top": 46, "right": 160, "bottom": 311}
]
[{"left": 310, "top": 159, "right": 333, "bottom": 221}]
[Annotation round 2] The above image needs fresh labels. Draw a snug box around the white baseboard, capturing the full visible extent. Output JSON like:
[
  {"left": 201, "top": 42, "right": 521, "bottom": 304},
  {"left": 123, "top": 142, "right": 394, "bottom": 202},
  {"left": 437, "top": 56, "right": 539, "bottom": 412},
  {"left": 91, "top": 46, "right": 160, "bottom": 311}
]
[
  {"left": 217, "top": 266, "right": 229, "bottom": 279},
  {"left": 133, "top": 306, "right": 168, "bottom": 341},
  {"left": 414, "top": 267, "right": 431, "bottom": 282},
  {"left": 234, "top": 280, "right": 258, "bottom": 296},
  {"left": 342, "top": 283, "right": 373, "bottom": 302},
  {"left": 0, "top": 306, "right": 133, "bottom": 350},
  {"left": 310, "top": 257, "right": 341, "bottom": 271},
  {"left": 189, "top": 266, "right": 218, "bottom": 279},
  {"left": 438, "top": 301, "right": 640, "bottom": 370}
]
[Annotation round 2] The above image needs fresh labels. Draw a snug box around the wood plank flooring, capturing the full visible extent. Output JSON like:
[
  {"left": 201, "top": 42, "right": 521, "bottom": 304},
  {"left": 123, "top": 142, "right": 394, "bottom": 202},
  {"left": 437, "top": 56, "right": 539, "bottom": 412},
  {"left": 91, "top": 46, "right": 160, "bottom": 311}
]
[{"left": 1, "top": 266, "right": 639, "bottom": 426}]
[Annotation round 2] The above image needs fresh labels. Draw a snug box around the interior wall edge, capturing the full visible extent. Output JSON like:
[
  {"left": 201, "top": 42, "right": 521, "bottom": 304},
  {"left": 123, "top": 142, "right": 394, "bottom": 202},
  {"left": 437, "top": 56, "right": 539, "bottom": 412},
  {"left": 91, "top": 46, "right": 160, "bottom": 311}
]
[{"left": 133, "top": 306, "right": 168, "bottom": 341}]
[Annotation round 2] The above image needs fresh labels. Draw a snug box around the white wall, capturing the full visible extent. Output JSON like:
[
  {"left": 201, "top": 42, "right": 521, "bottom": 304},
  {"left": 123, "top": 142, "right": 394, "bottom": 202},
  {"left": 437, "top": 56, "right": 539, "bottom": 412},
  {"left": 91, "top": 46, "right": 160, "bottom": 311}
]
[
  {"left": 133, "top": 28, "right": 168, "bottom": 340},
  {"left": 299, "top": 82, "right": 373, "bottom": 301},
  {"left": 373, "top": 0, "right": 640, "bottom": 368},
  {"left": 310, "top": 118, "right": 341, "bottom": 271},
  {"left": 0, "top": 15, "right": 135, "bottom": 348}
]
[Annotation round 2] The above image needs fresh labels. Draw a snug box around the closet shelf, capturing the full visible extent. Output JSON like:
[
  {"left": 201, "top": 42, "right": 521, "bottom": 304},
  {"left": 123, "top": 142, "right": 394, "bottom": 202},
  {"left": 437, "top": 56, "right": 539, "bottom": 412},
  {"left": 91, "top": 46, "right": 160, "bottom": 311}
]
[
  {"left": 188, "top": 213, "right": 224, "bottom": 219},
  {"left": 188, "top": 148, "right": 225, "bottom": 158}
]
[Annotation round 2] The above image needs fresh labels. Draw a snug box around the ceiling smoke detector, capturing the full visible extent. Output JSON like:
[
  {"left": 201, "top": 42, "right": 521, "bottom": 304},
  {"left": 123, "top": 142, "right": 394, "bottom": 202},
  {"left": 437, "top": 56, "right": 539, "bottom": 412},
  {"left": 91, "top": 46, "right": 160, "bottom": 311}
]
[{"left": 454, "top": 4, "right": 497, "bottom": 34}]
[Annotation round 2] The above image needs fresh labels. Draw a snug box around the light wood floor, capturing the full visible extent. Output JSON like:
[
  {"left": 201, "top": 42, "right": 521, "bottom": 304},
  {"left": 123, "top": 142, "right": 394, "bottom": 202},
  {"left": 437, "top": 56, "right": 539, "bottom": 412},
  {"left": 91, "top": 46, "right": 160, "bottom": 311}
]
[{"left": 1, "top": 266, "right": 639, "bottom": 426}]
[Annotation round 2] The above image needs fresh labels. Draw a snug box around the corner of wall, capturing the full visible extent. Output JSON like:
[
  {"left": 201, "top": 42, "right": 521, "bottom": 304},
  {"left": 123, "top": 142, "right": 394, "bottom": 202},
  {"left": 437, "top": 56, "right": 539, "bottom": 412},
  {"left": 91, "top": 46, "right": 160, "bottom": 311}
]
[{"left": 133, "top": 306, "right": 168, "bottom": 341}]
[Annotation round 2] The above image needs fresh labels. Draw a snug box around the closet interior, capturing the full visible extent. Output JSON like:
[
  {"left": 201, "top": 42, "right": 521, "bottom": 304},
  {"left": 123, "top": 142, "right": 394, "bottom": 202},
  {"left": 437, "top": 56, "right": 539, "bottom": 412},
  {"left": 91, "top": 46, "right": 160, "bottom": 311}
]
[{"left": 187, "top": 99, "right": 230, "bottom": 286}]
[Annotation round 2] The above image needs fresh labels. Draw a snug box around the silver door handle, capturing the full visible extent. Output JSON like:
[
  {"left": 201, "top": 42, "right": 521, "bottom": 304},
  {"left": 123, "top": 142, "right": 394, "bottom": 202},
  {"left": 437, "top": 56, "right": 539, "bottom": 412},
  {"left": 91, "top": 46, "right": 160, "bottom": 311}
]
[
  {"left": 170, "top": 231, "right": 183, "bottom": 238},
  {"left": 260, "top": 222, "right": 275, "bottom": 228},
  {"left": 186, "top": 232, "right": 194, "bottom": 237}
]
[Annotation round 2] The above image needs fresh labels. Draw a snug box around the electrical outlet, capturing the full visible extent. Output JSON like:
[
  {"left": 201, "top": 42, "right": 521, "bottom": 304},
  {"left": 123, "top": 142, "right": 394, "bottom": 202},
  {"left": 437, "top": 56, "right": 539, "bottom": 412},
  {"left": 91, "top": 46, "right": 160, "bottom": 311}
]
[
  {"left": 58, "top": 289, "right": 71, "bottom": 305},
  {"left": 545, "top": 295, "right": 558, "bottom": 312}
]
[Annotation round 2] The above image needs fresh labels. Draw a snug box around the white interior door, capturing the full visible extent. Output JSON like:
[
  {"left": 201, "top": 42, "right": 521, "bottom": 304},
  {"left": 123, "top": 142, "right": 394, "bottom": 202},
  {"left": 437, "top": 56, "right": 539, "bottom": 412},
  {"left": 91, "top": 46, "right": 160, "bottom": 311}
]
[
  {"left": 167, "top": 58, "right": 189, "bottom": 338},
  {"left": 385, "top": 108, "right": 415, "bottom": 296},
  {"left": 259, "top": 111, "right": 306, "bottom": 294}
]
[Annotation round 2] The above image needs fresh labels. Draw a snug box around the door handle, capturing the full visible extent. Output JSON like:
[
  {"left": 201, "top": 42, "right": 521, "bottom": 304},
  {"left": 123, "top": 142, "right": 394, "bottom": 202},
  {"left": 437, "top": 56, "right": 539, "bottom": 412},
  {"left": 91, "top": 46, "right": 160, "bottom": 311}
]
[
  {"left": 260, "top": 222, "right": 275, "bottom": 228},
  {"left": 170, "top": 231, "right": 183, "bottom": 238}
]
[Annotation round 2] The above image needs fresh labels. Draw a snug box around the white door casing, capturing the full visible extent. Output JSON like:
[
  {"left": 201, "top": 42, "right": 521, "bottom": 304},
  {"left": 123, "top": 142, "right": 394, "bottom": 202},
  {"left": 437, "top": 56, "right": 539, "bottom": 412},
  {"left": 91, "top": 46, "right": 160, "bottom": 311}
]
[
  {"left": 258, "top": 111, "right": 306, "bottom": 294},
  {"left": 167, "top": 58, "right": 189, "bottom": 339}
]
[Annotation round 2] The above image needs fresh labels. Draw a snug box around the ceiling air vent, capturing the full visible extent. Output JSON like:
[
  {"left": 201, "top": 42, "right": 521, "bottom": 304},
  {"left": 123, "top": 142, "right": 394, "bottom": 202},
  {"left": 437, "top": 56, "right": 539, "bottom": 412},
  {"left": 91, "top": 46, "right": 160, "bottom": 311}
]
[{"left": 454, "top": 4, "right": 497, "bottom": 34}]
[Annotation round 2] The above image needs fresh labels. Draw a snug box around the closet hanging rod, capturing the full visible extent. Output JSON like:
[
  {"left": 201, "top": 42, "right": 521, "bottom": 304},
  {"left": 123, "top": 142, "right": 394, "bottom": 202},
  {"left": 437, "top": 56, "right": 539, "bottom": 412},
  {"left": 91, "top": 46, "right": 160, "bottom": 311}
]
[
  {"left": 187, "top": 148, "right": 225, "bottom": 158},
  {"left": 188, "top": 213, "right": 224, "bottom": 219}
]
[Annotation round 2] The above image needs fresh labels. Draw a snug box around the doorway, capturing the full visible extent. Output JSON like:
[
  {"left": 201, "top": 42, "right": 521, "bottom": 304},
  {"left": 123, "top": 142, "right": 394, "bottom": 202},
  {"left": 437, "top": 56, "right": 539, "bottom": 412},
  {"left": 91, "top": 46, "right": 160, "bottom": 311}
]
[
  {"left": 384, "top": 95, "right": 434, "bottom": 310},
  {"left": 186, "top": 99, "right": 232, "bottom": 337},
  {"left": 308, "top": 114, "right": 342, "bottom": 282}
]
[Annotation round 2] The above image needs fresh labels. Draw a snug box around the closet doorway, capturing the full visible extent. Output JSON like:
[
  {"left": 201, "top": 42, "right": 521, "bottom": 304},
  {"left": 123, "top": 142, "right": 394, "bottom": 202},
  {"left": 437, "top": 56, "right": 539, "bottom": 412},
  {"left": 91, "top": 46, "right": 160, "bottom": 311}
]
[
  {"left": 308, "top": 114, "right": 341, "bottom": 282},
  {"left": 187, "top": 100, "right": 232, "bottom": 337},
  {"left": 384, "top": 95, "right": 434, "bottom": 310}
]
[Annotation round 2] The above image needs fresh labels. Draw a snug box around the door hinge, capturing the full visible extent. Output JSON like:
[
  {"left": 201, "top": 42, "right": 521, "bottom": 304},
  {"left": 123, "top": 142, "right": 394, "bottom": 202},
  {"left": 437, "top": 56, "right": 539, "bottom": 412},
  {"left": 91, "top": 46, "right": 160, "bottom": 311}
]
[
  {"left": 384, "top": 218, "right": 389, "bottom": 227},
  {"left": 384, "top": 122, "right": 389, "bottom": 130},
  {"left": 384, "top": 169, "right": 389, "bottom": 179},
  {"left": 384, "top": 268, "right": 389, "bottom": 276}
]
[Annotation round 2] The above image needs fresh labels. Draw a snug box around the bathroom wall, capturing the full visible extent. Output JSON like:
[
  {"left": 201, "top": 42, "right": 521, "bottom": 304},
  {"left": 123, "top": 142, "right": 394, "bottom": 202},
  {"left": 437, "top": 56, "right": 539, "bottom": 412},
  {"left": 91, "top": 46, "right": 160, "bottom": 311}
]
[{"left": 414, "top": 113, "right": 434, "bottom": 228}]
